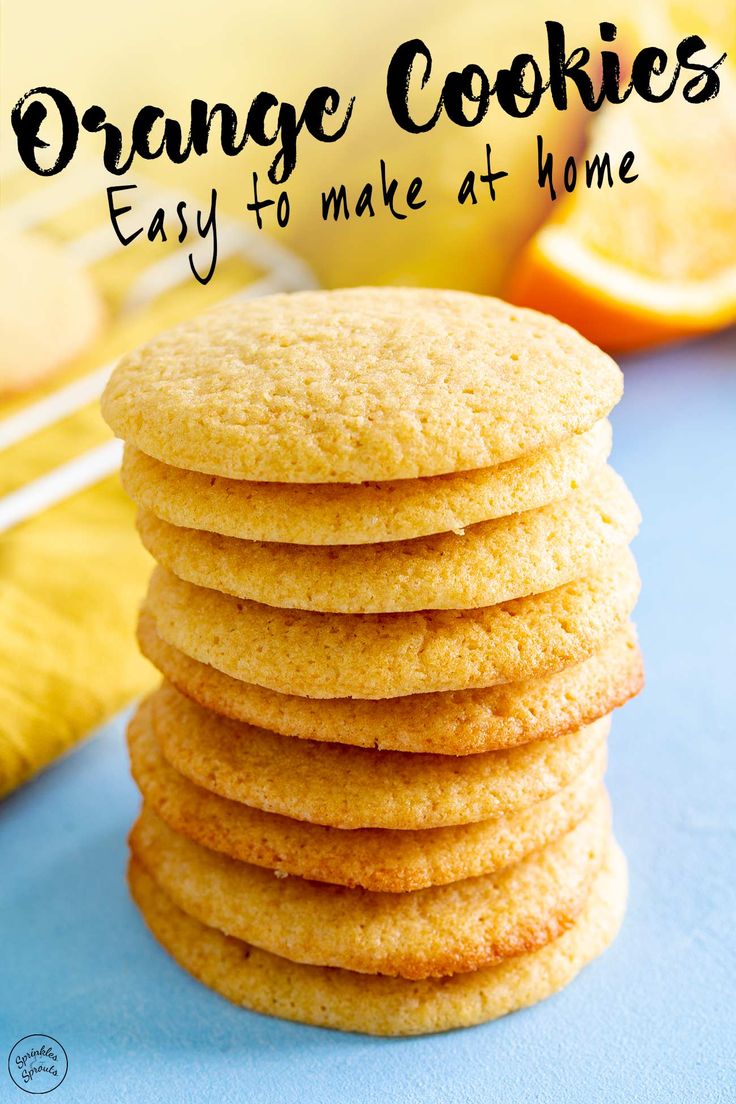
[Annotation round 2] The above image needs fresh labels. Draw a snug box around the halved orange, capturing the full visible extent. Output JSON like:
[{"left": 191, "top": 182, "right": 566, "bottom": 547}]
[{"left": 507, "top": 66, "right": 736, "bottom": 353}]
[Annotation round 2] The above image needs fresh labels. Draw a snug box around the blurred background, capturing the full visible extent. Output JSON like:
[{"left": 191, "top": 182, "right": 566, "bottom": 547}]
[{"left": 1, "top": 0, "right": 734, "bottom": 793}]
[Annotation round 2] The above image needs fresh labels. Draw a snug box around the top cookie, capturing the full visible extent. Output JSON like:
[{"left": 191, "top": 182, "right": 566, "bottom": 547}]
[{"left": 102, "top": 288, "right": 622, "bottom": 482}]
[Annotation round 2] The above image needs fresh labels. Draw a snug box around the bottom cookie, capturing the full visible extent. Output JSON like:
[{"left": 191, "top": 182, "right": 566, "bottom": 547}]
[{"left": 128, "top": 841, "right": 627, "bottom": 1036}]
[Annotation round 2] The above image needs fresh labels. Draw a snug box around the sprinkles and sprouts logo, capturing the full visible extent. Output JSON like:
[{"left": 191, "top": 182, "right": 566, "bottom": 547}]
[{"left": 7, "top": 1036, "right": 68, "bottom": 1095}]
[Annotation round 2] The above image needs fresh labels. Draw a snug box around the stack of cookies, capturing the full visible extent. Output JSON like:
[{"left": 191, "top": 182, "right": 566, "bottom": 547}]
[{"left": 102, "top": 287, "right": 642, "bottom": 1036}]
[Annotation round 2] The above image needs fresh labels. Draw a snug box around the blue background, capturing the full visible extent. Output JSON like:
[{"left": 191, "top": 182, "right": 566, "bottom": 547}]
[{"left": 2, "top": 333, "right": 735, "bottom": 1104}]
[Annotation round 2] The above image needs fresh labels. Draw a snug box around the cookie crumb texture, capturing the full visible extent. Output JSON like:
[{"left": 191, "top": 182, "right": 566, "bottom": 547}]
[
  {"left": 148, "top": 681, "right": 610, "bottom": 830},
  {"left": 121, "top": 419, "right": 612, "bottom": 545},
  {"left": 137, "top": 611, "right": 642, "bottom": 754},
  {"left": 128, "top": 842, "right": 627, "bottom": 1035},
  {"left": 143, "top": 551, "right": 640, "bottom": 698},
  {"left": 137, "top": 466, "right": 639, "bottom": 613},
  {"left": 129, "top": 696, "right": 608, "bottom": 891},
  {"left": 102, "top": 288, "right": 622, "bottom": 482},
  {"left": 129, "top": 795, "right": 610, "bottom": 978}
]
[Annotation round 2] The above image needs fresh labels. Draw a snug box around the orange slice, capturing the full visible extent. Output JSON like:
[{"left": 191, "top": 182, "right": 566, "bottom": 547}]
[{"left": 507, "top": 66, "right": 736, "bottom": 352}]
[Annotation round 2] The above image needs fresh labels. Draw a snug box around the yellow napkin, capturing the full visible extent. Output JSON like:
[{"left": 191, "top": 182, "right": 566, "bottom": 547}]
[{"left": 0, "top": 184, "right": 272, "bottom": 796}]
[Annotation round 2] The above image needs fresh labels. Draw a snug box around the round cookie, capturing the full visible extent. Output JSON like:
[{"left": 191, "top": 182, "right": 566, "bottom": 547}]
[
  {"left": 101, "top": 287, "right": 623, "bottom": 482},
  {"left": 1, "top": 230, "right": 103, "bottom": 395},
  {"left": 129, "top": 797, "right": 610, "bottom": 978},
  {"left": 138, "top": 611, "right": 642, "bottom": 754},
  {"left": 143, "top": 551, "right": 641, "bottom": 698},
  {"left": 129, "top": 843, "right": 626, "bottom": 1033},
  {"left": 130, "top": 839, "right": 622, "bottom": 1037},
  {"left": 137, "top": 466, "right": 639, "bottom": 613},
  {"left": 129, "top": 696, "right": 607, "bottom": 891},
  {"left": 121, "top": 420, "right": 612, "bottom": 545},
  {"left": 150, "top": 682, "right": 609, "bottom": 830},
  {"left": 129, "top": 841, "right": 627, "bottom": 1035}
]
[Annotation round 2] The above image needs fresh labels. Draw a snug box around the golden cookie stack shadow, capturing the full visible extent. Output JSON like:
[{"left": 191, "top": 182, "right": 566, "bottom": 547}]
[{"left": 102, "top": 287, "right": 643, "bottom": 1036}]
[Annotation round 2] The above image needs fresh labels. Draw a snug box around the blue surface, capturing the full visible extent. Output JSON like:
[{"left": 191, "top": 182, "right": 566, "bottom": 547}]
[{"left": 2, "top": 333, "right": 735, "bottom": 1104}]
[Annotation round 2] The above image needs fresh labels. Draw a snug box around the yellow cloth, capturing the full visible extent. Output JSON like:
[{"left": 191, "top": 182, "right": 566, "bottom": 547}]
[
  {"left": 0, "top": 216, "right": 265, "bottom": 796},
  {"left": 0, "top": 481, "right": 151, "bottom": 792}
]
